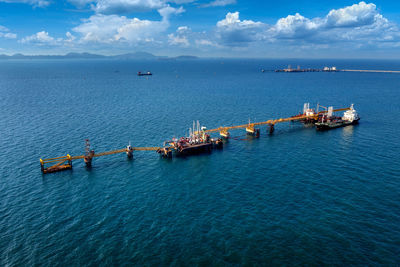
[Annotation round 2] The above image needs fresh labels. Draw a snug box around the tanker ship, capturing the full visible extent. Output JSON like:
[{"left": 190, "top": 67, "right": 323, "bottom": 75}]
[{"left": 315, "top": 104, "right": 360, "bottom": 130}]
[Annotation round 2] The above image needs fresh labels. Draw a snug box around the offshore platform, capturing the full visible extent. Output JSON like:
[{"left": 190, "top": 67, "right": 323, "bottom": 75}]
[{"left": 40, "top": 103, "right": 353, "bottom": 174}]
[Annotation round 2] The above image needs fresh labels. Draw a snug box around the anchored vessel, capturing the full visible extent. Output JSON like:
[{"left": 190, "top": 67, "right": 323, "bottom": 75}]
[
  {"left": 137, "top": 71, "right": 152, "bottom": 76},
  {"left": 315, "top": 104, "right": 360, "bottom": 130},
  {"left": 158, "top": 121, "right": 223, "bottom": 157}
]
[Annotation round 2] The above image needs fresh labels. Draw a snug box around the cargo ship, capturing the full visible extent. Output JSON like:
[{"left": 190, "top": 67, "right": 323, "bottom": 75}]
[
  {"left": 158, "top": 121, "right": 223, "bottom": 157},
  {"left": 315, "top": 104, "right": 360, "bottom": 130},
  {"left": 137, "top": 71, "right": 152, "bottom": 76}
]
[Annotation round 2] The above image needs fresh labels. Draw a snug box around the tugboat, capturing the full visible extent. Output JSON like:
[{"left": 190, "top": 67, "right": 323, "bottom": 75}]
[
  {"left": 137, "top": 71, "right": 152, "bottom": 76},
  {"left": 315, "top": 104, "right": 360, "bottom": 131},
  {"left": 158, "top": 121, "right": 223, "bottom": 157}
]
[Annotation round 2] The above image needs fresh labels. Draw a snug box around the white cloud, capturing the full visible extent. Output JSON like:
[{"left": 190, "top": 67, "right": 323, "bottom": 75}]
[
  {"left": 212, "top": 2, "right": 400, "bottom": 49},
  {"left": 195, "top": 39, "right": 219, "bottom": 47},
  {"left": 20, "top": 31, "right": 60, "bottom": 45},
  {"left": 325, "top": 1, "right": 378, "bottom": 28},
  {"left": 216, "top": 12, "right": 266, "bottom": 46},
  {"left": 0, "top": 32, "right": 17, "bottom": 39},
  {"left": 73, "top": 6, "right": 184, "bottom": 44},
  {"left": 0, "top": 25, "right": 17, "bottom": 39},
  {"left": 168, "top": 34, "right": 189, "bottom": 46},
  {"left": 158, "top": 5, "right": 185, "bottom": 19},
  {"left": 269, "top": 1, "right": 400, "bottom": 44},
  {"left": 0, "top": 0, "right": 50, "bottom": 7},
  {"left": 271, "top": 13, "right": 320, "bottom": 39},
  {"left": 168, "top": 26, "right": 190, "bottom": 46},
  {"left": 67, "top": 0, "right": 192, "bottom": 14},
  {"left": 65, "top": 31, "right": 76, "bottom": 43},
  {"left": 202, "top": 0, "right": 235, "bottom": 8}
]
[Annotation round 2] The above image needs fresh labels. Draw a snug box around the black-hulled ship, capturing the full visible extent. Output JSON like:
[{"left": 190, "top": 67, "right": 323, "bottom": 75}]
[
  {"left": 157, "top": 121, "right": 223, "bottom": 157},
  {"left": 137, "top": 71, "right": 152, "bottom": 76},
  {"left": 315, "top": 104, "right": 360, "bottom": 131}
]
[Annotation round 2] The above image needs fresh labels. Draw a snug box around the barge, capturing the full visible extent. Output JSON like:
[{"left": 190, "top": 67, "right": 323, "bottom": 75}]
[{"left": 158, "top": 121, "right": 223, "bottom": 157}]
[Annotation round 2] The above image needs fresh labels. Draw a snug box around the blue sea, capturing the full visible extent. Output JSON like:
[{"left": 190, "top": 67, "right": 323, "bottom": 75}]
[{"left": 0, "top": 58, "right": 399, "bottom": 266}]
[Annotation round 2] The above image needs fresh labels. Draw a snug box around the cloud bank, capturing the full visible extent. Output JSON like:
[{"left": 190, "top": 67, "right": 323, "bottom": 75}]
[
  {"left": 215, "top": 2, "right": 400, "bottom": 48},
  {"left": 11, "top": 1, "right": 400, "bottom": 56}
]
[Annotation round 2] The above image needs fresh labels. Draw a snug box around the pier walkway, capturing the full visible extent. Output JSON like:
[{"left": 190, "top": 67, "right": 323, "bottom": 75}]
[
  {"left": 40, "top": 106, "right": 350, "bottom": 174},
  {"left": 341, "top": 69, "right": 400, "bottom": 74}
]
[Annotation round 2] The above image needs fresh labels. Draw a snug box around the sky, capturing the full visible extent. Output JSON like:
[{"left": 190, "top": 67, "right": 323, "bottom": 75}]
[{"left": 0, "top": 0, "right": 400, "bottom": 58}]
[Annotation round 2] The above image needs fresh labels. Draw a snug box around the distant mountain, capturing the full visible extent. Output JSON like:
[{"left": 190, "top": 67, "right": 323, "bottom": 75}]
[
  {"left": 174, "top": 55, "right": 198, "bottom": 60},
  {"left": 64, "top": 52, "right": 105, "bottom": 59},
  {"left": 112, "top": 52, "right": 157, "bottom": 60},
  {"left": 0, "top": 52, "right": 198, "bottom": 60}
]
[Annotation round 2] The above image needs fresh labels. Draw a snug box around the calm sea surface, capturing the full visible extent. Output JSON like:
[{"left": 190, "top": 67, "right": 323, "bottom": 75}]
[{"left": 0, "top": 59, "right": 399, "bottom": 266}]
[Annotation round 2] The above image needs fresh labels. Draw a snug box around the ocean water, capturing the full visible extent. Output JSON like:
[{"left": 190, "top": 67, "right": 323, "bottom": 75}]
[{"left": 0, "top": 58, "right": 399, "bottom": 266}]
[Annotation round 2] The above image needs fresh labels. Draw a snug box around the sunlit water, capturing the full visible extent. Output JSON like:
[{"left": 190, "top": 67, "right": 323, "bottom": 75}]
[{"left": 0, "top": 59, "right": 399, "bottom": 265}]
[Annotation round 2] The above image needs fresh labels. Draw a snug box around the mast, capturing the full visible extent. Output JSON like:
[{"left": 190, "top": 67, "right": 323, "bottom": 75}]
[{"left": 327, "top": 106, "right": 333, "bottom": 117}]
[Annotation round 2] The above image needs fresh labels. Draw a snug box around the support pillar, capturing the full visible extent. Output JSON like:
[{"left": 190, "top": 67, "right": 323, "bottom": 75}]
[
  {"left": 84, "top": 150, "right": 94, "bottom": 168},
  {"left": 220, "top": 130, "right": 230, "bottom": 139},
  {"left": 67, "top": 154, "right": 72, "bottom": 168},
  {"left": 40, "top": 159, "right": 44, "bottom": 173},
  {"left": 126, "top": 145, "right": 134, "bottom": 159},
  {"left": 84, "top": 139, "right": 94, "bottom": 168},
  {"left": 269, "top": 124, "right": 275, "bottom": 134}
]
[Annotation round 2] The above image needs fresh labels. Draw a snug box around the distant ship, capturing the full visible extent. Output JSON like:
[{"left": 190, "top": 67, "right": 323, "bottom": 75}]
[
  {"left": 137, "top": 71, "right": 152, "bottom": 76},
  {"left": 315, "top": 104, "right": 360, "bottom": 130}
]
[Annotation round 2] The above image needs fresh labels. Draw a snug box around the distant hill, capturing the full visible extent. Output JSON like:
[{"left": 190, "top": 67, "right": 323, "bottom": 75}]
[
  {"left": 0, "top": 52, "right": 198, "bottom": 60},
  {"left": 64, "top": 52, "right": 105, "bottom": 59},
  {"left": 111, "top": 52, "right": 157, "bottom": 60},
  {"left": 174, "top": 55, "right": 198, "bottom": 60}
]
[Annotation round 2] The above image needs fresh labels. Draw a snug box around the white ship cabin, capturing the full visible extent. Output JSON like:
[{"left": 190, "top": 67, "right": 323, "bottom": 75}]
[
  {"left": 342, "top": 104, "right": 360, "bottom": 122},
  {"left": 303, "top": 103, "right": 315, "bottom": 116}
]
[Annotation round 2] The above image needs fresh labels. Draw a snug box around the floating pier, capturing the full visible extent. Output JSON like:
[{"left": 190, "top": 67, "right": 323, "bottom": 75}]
[{"left": 40, "top": 105, "right": 351, "bottom": 174}]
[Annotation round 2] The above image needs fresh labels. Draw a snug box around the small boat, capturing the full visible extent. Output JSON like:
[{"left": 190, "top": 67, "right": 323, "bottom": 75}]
[{"left": 138, "top": 71, "right": 152, "bottom": 76}]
